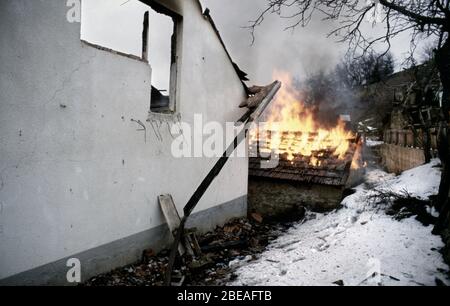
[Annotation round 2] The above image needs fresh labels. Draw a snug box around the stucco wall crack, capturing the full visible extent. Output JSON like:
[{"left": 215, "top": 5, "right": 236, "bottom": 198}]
[
  {"left": 1, "top": 53, "right": 98, "bottom": 199},
  {"left": 45, "top": 53, "right": 97, "bottom": 107}
]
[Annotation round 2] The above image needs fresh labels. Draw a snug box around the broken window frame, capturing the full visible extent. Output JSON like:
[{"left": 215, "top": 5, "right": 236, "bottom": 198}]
[
  {"left": 143, "top": 1, "right": 182, "bottom": 115},
  {"left": 80, "top": 1, "right": 158, "bottom": 63}
]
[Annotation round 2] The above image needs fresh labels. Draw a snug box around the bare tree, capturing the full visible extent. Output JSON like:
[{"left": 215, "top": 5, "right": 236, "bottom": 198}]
[
  {"left": 335, "top": 51, "right": 395, "bottom": 87},
  {"left": 249, "top": 0, "right": 448, "bottom": 102},
  {"left": 249, "top": 0, "right": 450, "bottom": 232}
]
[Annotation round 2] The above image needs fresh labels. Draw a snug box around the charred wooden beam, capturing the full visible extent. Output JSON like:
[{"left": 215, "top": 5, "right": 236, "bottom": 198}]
[{"left": 164, "top": 81, "right": 281, "bottom": 285}]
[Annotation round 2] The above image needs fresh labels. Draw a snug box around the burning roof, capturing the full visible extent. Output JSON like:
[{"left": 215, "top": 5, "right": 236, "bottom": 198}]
[
  {"left": 249, "top": 71, "right": 363, "bottom": 187},
  {"left": 249, "top": 141, "right": 359, "bottom": 187}
]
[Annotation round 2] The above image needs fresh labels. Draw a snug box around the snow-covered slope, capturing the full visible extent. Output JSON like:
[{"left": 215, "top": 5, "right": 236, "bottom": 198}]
[{"left": 230, "top": 160, "right": 449, "bottom": 286}]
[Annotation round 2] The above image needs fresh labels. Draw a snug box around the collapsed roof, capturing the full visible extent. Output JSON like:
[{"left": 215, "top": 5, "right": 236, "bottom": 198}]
[{"left": 249, "top": 138, "right": 359, "bottom": 187}]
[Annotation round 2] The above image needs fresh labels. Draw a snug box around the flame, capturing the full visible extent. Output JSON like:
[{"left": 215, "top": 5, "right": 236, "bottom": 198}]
[
  {"left": 351, "top": 140, "right": 363, "bottom": 170},
  {"left": 253, "top": 70, "right": 355, "bottom": 166}
]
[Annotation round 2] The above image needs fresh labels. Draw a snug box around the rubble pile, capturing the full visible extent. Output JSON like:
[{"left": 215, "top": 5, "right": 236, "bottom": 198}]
[{"left": 83, "top": 215, "right": 295, "bottom": 286}]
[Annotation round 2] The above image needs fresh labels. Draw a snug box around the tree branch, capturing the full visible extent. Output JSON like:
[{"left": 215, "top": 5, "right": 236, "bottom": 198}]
[{"left": 378, "top": 0, "right": 447, "bottom": 26}]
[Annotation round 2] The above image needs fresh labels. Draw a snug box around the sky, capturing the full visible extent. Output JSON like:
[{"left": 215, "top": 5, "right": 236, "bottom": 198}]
[
  {"left": 81, "top": 0, "right": 173, "bottom": 90},
  {"left": 81, "top": 0, "right": 429, "bottom": 86}
]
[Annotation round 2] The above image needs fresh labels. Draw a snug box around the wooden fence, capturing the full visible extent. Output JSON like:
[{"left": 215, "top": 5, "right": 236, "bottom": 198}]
[{"left": 383, "top": 128, "right": 438, "bottom": 150}]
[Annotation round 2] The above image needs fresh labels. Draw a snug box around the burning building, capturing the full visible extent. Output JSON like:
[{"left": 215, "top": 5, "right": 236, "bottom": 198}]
[
  {"left": 0, "top": 0, "right": 256, "bottom": 285},
  {"left": 248, "top": 72, "right": 363, "bottom": 219}
]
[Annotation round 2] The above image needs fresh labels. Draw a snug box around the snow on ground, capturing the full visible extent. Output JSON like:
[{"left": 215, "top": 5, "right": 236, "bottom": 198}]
[
  {"left": 382, "top": 160, "right": 441, "bottom": 200},
  {"left": 230, "top": 160, "right": 449, "bottom": 286},
  {"left": 365, "top": 139, "right": 384, "bottom": 147}
]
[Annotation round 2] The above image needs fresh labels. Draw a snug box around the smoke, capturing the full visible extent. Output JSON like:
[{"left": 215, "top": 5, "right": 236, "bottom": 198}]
[
  {"left": 201, "top": 0, "right": 344, "bottom": 85},
  {"left": 81, "top": 0, "right": 419, "bottom": 124},
  {"left": 201, "top": 0, "right": 429, "bottom": 81},
  {"left": 199, "top": 0, "right": 364, "bottom": 127},
  {"left": 82, "top": 0, "right": 416, "bottom": 84},
  {"left": 199, "top": 0, "right": 420, "bottom": 127}
]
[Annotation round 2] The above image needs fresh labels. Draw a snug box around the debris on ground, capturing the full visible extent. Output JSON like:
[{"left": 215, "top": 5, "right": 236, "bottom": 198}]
[
  {"left": 365, "top": 189, "right": 439, "bottom": 226},
  {"left": 84, "top": 160, "right": 450, "bottom": 286},
  {"left": 83, "top": 217, "right": 296, "bottom": 286},
  {"left": 387, "top": 194, "right": 438, "bottom": 226}
]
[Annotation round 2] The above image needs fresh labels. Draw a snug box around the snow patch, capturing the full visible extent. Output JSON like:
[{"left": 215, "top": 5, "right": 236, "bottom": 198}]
[
  {"left": 365, "top": 140, "right": 384, "bottom": 147},
  {"left": 230, "top": 160, "right": 448, "bottom": 286}
]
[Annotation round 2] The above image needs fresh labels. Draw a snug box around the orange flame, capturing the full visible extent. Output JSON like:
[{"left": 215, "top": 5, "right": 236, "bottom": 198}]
[
  {"left": 253, "top": 70, "right": 355, "bottom": 166},
  {"left": 351, "top": 140, "right": 363, "bottom": 170}
]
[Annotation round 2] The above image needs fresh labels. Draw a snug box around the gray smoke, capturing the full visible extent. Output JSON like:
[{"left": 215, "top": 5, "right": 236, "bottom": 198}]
[
  {"left": 201, "top": 0, "right": 344, "bottom": 85},
  {"left": 82, "top": 0, "right": 419, "bottom": 105}
]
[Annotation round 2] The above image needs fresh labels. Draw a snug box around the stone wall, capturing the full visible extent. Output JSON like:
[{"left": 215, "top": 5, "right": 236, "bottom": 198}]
[{"left": 248, "top": 178, "right": 344, "bottom": 220}]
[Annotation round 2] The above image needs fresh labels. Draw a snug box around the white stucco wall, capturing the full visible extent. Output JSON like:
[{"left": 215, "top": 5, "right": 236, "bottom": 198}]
[{"left": 0, "top": 0, "right": 248, "bottom": 281}]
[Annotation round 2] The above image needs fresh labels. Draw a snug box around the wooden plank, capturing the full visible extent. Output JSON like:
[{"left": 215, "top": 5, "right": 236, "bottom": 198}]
[
  {"left": 158, "top": 194, "right": 186, "bottom": 255},
  {"left": 165, "top": 82, "right": 281, "bottom": 285},
  {"left": 159, "top": 194, "right": 181, "bottom": 233}
]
